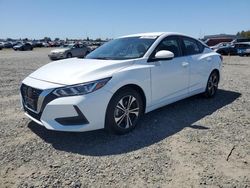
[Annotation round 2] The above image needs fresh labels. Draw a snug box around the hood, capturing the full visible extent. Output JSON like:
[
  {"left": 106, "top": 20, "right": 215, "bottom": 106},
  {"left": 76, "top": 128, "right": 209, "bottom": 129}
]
[
  {"left": 50, "top": 48, "right": 69, "bottom": 53},
  {"left": 28, "top": 58, "right": 134, "bottom": 85}
]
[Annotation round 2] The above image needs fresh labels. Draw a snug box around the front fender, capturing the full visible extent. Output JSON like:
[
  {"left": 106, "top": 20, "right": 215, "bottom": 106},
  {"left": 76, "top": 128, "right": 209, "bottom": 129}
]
[{"left": 104, "top": 63, "right": 152, "bottom": 108}]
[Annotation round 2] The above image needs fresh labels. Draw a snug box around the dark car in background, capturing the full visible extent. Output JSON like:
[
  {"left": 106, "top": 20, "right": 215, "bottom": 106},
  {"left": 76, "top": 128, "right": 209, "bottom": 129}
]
[
  {"left": 215, "top": 42, "right": 250, "bottom": 56},
  {"left": 0, "top": 42, "right": 4, "bottom": 50},
  {"left": 215, "top": 44, "right": 237, "bottom": 55},
  {"left": 32, "top": 41, "right": 44, "bottom": 48},
  {"left": 237, "top": 42, "right": 250, "bottom": 56},
  {"left": 13, "top": 43, "right": 33, "bottom": 51},
  {"left": 3, "top": 42, "right": 14, "bottom": 48}
]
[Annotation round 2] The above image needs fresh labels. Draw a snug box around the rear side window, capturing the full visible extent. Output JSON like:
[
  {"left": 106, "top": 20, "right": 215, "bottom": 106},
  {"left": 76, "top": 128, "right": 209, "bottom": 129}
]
[
  {"left": 197, "top": 40, "right": 205, "bottom": 52},
  {"left": 182, "top": 37, "right": 204, "bottom": 55}
]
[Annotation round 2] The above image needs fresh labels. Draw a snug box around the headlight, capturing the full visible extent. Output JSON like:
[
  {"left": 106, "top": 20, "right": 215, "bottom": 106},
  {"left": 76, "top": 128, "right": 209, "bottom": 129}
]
[{"left": 53, "top": 77, "right": 111, "bottom": 97}]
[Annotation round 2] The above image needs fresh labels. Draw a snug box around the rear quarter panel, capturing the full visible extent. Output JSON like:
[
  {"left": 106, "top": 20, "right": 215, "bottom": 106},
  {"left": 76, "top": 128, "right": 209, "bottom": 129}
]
[{"left": 205, "top": 49, "right": 222, "bottom": 82}]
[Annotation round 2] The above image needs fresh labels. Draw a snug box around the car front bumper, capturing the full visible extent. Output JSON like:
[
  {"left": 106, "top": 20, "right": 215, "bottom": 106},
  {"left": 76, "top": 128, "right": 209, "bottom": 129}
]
[
  {"left": 21, "top": 77, "right": 113, "bottom": 132},
  {"left": 48, "top": 53, "right": 66, "bottom": 60}
]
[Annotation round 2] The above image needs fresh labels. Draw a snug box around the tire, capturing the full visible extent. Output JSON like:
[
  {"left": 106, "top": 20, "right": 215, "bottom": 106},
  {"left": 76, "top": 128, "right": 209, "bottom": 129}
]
[
  {"left": 66, "top": 53, "right": 72, "bottom": 58},
  {"left": 105, "top": 88, "right": 144, "bottom": 134},
  {"left": 204, "top": 71, "right": 219, "bottom": 98}
]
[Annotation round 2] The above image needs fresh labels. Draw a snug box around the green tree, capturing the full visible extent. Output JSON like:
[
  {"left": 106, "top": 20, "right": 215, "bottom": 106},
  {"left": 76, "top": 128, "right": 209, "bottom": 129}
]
[{"left": 237, "top": 30, "right": 250, "bottom": 38}]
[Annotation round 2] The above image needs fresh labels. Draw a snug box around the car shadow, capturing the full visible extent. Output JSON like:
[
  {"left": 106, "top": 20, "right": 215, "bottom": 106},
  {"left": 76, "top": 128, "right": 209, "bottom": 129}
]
[{"left": 28, "top": 89, "right": 241, "bottom": 156}]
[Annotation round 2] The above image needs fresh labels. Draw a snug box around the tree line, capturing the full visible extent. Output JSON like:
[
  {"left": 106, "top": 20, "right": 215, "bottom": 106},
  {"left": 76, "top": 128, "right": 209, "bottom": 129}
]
[{"left": 236, "top": 30, "right": 250, "bottom": 38}]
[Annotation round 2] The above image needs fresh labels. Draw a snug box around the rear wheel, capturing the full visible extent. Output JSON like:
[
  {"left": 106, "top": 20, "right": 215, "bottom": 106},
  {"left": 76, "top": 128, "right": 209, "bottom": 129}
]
[
  {"left": 204, "top": 71, "right": 219, "bottom": 98},
  {"left": 105, "top": 88, "right": 143, "bottom": 134}
]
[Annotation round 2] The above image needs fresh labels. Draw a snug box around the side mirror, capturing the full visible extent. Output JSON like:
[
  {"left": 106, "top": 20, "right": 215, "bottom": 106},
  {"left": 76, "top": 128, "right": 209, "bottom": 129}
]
[
  {"left": 155, "top": 50, "right": 174, "bottom": 59},
  {"left": 148, "top": 50, "right": 174, "bottom": 62}
]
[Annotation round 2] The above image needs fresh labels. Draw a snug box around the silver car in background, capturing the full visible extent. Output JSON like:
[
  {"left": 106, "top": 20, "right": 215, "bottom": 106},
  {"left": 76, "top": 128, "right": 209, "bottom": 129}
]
[{"left": 48, "top": 43, "right": 91, "bottom": 60}]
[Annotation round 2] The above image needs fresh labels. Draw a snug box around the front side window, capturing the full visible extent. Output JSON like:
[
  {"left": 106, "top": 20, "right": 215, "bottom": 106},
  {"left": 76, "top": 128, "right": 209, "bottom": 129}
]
[
  {"left": 86, "top": 37, "right": 157, "bottom": 60},
  {"left": 182, "top": 37, "right": 203, "bottom": 55},
  {"left": 153, "top": 37, "right": 181, "bottom": 57}
]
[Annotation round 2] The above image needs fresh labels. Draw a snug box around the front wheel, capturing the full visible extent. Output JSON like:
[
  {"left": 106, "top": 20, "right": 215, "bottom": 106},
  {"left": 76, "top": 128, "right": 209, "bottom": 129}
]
[
  {"left": 105, "top": 88, "right": 143, "bottom": 134},
  {"left": 204, "top": 71, "right": 219, "bottom": 98},
  {"left": 66, "top": 53, "right": 72, "bottom": 58}
]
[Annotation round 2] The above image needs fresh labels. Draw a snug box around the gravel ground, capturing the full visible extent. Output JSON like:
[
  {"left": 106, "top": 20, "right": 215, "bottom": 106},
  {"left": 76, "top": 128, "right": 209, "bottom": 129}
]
[{"left": 0, "top": 48, "right": 249, "bottom": 187}]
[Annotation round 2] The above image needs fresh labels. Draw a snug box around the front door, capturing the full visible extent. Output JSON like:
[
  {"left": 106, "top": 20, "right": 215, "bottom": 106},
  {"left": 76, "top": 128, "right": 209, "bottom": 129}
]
[{"left": 150, "top": 36, "right": 189, "bottom": 105}]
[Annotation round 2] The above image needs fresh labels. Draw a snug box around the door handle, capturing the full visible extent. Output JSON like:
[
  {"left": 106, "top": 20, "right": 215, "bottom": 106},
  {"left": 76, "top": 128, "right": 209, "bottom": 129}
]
[{"left": 182, "top": 62, "right": 189, "bottom": 67}]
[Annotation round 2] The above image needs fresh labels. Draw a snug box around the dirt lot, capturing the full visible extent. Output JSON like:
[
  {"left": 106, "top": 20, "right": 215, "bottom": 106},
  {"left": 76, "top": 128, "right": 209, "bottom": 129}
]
[{"left": 0, "top": 48, "right": 249, "bottom": 187}]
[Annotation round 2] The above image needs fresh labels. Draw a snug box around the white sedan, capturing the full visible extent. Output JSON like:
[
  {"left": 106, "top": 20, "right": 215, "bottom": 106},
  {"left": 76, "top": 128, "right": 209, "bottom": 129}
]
[{"left": 20, "top": 32, "right": 222, "bottom": 134}]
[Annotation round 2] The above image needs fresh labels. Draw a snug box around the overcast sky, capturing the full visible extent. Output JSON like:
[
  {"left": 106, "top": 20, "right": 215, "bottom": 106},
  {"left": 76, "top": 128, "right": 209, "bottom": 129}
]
[{"left": 0, "top": 0, "right": 249, "bottom": 39}]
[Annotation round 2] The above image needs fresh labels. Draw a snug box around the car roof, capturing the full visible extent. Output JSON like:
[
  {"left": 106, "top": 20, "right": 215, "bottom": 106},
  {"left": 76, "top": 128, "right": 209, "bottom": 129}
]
[{"left": 119, "top": 32, "right": 186, "bottom": 38}]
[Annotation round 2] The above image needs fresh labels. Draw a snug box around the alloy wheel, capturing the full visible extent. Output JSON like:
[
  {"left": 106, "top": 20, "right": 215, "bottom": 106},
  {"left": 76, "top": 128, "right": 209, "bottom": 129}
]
[
  {"left": 114, "top": 95, "right": 139, "bottom": 129},
  {"left": 207, "top": 73, "right": 218, "bottom": 96}
]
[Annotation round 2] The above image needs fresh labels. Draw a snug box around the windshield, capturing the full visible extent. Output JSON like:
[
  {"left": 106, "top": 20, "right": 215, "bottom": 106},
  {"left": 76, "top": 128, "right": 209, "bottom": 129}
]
[{"left": 86, "top": 37, "right": 157, "bottom": 60}]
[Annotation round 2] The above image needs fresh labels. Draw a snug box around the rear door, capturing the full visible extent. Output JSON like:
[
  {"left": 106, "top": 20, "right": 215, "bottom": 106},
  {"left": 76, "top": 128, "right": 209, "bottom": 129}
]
[
  {"left": 71, "top": 44, "right": 80, "bottom": 57},
  {"left": 180, "top": 36, "right": 211, "bottom": 93},
  {"left": 79, "top": 44, "right": 87, "bottom": 57}
]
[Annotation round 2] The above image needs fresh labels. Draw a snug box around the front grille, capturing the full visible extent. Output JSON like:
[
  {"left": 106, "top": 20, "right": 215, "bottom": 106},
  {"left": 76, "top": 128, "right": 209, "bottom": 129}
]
[
  {"left": 21, "top": 84, "right": 57, "bottom": 121},
  {"left": 20, "top": 84, "right": 43, "bottom": 112}
]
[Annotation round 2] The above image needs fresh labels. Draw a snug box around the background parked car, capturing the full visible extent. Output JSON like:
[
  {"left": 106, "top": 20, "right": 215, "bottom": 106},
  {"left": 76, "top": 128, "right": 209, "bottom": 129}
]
[
  {"left": 215, "top": 44, "right": 236, "bottom": 55},
  {"left": 32, "top": 41, "right": 43, "bottom": 48},
  {"left": 237, "top": 42, "right": 250, "bottom": 56},
  {"left": 3, "top": 42, "right": 14, "bottom": 48},
  {"left": 210, "top": 42, "right": 231, "bottom": 50},
  {"left": 215, "top": 42, "right": 250, "bottom": 56},
  {"left": 13, "top": 43, "right": 33, "bottom": 51},
  {"left": 0, "top": 42, "right": 4, "bottom": 50},
  {"left": 48, "top": 43, "right": 91, "bottom": 60},
  {"left": 48, "top": 41, "right": 61, "bottom": 47}
]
